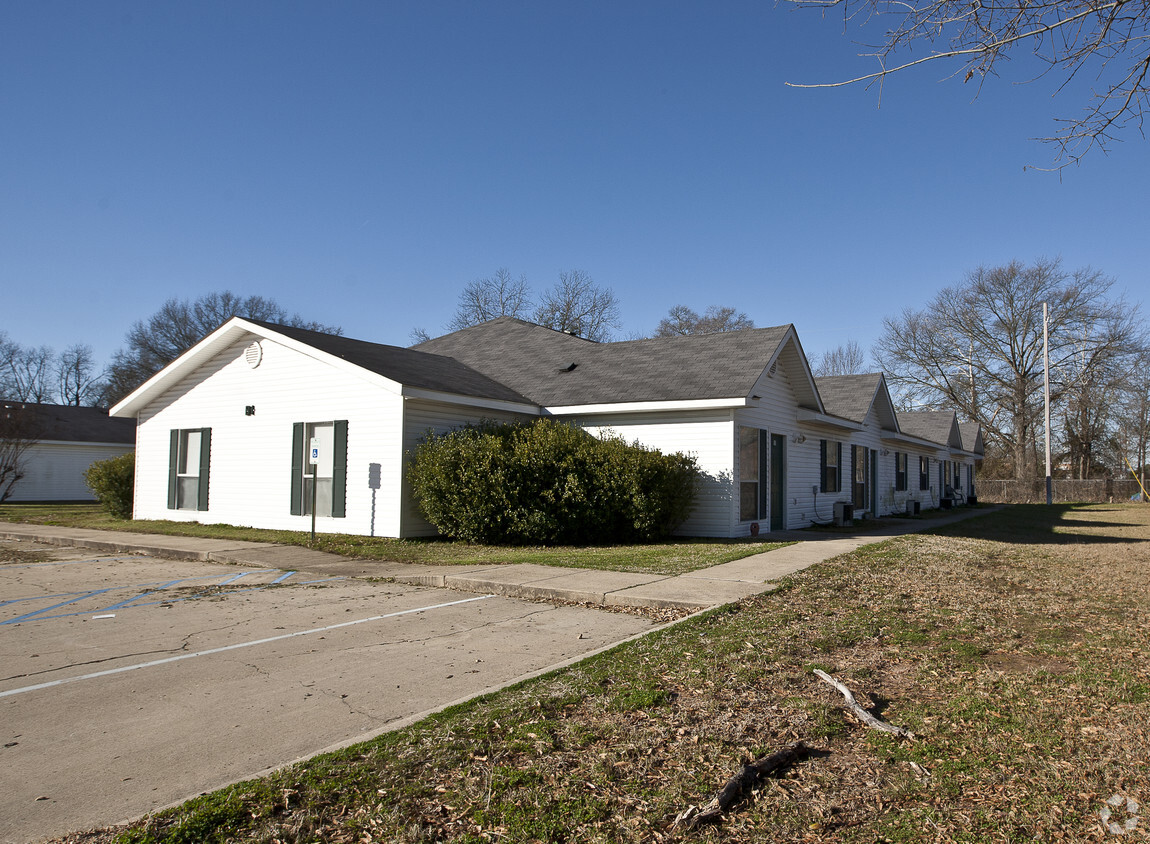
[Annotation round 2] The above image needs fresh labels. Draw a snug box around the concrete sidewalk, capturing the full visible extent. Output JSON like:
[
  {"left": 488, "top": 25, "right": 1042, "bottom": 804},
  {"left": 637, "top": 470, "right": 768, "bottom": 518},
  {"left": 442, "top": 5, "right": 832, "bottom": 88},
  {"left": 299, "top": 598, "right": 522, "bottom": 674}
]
[{"left": 1, "top": 507, "right": 997, "bottom": 611}]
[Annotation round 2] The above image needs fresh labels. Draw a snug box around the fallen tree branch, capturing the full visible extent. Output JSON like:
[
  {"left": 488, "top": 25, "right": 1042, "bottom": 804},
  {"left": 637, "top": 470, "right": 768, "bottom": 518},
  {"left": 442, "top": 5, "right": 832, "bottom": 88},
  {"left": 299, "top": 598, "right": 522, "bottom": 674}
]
[
  {"left": 813, "top": 669, "right": 915, "bottom": 738},
  {"left": 673, "top": 740, "right": 807, "bottom": 830}
]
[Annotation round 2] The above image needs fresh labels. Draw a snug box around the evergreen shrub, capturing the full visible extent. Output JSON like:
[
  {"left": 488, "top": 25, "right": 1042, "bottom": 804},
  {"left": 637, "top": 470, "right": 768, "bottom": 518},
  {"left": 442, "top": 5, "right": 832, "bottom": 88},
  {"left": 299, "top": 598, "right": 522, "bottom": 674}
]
[
  {"left": 84, "top": 452, "right": 135, "bottom": 519},
  {"left": 408, "top": 419, "right": 698, "bottom": 545}
]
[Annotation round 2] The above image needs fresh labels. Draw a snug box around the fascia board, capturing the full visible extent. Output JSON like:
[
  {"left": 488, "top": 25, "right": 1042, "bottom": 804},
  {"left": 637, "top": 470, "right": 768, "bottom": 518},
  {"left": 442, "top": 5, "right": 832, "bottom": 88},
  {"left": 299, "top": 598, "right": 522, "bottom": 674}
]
[
  {"left": 543, "top": 397, "right": 748, "bottom": 415},
  {"left": 401, "top": 387, "right": 540, "bottom": 415},
  {"left": 767, "top": 327, "right": 825, "bottom": 412},
  {"left": 796, "top": 408, "right": 863, "bottom": 432},
  {"left": 880, "top": 431, "right": 948, "bottom": 450},
  {"left": 256, "top": 328, "right": 408, "bottom": 395},
  {"left": 110, "top": 319, "right": 257, "bottom": 417},
  {"left": 110, "top": 318, "right": 409, "bottom": 417}
]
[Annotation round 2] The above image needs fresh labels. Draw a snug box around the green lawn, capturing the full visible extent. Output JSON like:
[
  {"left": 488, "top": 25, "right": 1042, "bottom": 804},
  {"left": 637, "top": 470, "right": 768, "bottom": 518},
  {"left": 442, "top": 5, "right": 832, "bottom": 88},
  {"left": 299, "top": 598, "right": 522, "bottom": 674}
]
[
  {"left": 31, "top": 502, "right": 1147, "bottom": 844},
  {"left": 0, "top": 503, "right": 792, "bottom": 577}
]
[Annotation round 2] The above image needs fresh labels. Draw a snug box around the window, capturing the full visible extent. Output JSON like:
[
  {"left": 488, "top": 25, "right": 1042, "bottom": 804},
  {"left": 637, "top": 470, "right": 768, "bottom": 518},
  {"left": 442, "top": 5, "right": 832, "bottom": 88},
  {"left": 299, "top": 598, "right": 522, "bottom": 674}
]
[
  {"left": 820, "top": 440, "right": 841, "bottom": 493},
  {"left": 894, "top": 452, "right": 907, "bottom": 491},
  {"left": 168, "top": 428, "right": 211, "bottom": 511},
  {"left": 918, "top": 456, "right": 930, "bottom": 491},
  {"left": 291, "top": 420, "right": 348, "bottom": 518},
  {"left": 739, "top": 426, "right": 763, "bottom": 521},
  {"left": 953, "top": 462, "right": 962, "bottom": 489}
]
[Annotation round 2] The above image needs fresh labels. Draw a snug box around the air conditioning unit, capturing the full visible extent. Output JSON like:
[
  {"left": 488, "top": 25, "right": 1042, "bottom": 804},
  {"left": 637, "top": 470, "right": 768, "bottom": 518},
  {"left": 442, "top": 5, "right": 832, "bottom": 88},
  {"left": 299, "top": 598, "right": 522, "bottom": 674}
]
[{"left": 833, "top": 501, "right": 854, "bottom": 526}]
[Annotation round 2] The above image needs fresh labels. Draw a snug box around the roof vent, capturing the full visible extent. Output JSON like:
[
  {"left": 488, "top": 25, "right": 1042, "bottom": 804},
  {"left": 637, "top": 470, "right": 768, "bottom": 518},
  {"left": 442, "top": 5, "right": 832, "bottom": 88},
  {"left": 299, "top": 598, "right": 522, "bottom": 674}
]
[
  {"left": 558, "top": 362, "right": 578, "bottom": 373},
  {"left": 244, "top": 341, "right": 263, "bottom": 369}
]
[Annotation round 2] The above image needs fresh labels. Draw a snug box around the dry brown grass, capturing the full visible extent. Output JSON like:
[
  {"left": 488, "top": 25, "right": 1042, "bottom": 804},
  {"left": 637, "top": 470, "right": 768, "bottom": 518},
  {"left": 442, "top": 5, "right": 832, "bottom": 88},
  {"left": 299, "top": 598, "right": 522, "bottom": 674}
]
[{"left": 52, "top": 504, "right": 1150, "bottom": 843}]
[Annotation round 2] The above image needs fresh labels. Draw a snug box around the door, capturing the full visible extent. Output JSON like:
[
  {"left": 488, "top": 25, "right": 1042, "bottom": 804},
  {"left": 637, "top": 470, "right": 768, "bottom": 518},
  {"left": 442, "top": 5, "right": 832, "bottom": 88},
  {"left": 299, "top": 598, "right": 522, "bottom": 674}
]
[
  {"left": 852, "top": 445, "right": 868, "bottom": 511},
  {"left": 869, "top": 448, "right": 878, "bottom": 514},
  {"left": 770, "top": 434, "right": 785, "bottom": 531}
]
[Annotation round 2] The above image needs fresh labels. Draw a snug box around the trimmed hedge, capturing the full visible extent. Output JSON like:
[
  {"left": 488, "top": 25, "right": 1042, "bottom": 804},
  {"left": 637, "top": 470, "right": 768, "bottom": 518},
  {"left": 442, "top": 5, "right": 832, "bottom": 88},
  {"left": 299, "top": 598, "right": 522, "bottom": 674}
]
[
  {"left": 84, "top": 452, "right": 135, "bottom": 519},
  {"left": 407, "top": 419, "right": 699, "bottom": 545}
]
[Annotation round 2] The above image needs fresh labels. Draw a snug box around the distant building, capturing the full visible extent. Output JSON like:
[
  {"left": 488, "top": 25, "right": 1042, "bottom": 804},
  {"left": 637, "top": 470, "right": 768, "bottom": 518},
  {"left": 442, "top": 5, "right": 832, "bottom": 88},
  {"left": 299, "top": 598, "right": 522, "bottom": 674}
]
[{"left": 2, "top": 403, "right": 136, "bottom": 502}]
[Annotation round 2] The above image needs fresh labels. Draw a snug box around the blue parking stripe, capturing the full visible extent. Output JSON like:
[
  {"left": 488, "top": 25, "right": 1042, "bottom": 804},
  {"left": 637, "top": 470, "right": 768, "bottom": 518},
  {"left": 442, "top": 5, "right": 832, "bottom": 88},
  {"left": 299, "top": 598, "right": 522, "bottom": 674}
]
[
  {"left": 2, "top": 572, "right": 346, "bottom": 625},
  {"left": 3, "top": 588, "right": 118, "bottom": 625},
  {"left": 1, "top": 572, "right": 270, "bottom": 608},
  {"left": 96, "top": 579, "right": 189, "bottom": 612}
]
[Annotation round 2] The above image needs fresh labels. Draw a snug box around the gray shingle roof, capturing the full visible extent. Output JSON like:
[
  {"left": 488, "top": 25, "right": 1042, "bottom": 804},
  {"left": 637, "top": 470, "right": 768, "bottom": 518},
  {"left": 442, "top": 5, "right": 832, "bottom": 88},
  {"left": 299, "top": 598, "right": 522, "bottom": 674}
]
[
  {"left": 897, "top": 410, "right": 959, "bottom": 447},
  {"left": 415, "top": 317, "right": 795, "bottom": 406},
  {"left": 250, "top": 321, "right": 533, "bottom": 405},
  {"left": 2, "top": 403, "right": 136, "bottom": 444},
  {"left": 958, "top": 421, "right": 984, "bottom": 454},
  {"left": 814, "top": 374, "right": 884, "bottom": 424}
]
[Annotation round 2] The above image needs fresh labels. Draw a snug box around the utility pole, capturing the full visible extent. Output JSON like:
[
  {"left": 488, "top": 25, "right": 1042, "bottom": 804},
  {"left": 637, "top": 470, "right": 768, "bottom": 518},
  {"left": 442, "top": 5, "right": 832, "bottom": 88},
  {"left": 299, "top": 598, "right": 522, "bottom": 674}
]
[{"left": 1043, "top": 302, "right": 1052, "bottom": 506}]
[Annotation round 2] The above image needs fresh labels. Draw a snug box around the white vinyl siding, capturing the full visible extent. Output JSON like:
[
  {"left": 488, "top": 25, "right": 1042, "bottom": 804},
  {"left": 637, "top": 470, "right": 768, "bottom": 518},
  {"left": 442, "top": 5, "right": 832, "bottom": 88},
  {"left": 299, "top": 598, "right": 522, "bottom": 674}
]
[
  {"left": 5, "top": 442, "right": 134, "bottom": 502},
  {"left": 572, "top": 410, "right": 736, "bottom": 537},
  {"left": 133, "top": 337, "right": 405, "bottom": 536},
  {"left": 734, "top": 360, "right": 822, "bottom": 532}
]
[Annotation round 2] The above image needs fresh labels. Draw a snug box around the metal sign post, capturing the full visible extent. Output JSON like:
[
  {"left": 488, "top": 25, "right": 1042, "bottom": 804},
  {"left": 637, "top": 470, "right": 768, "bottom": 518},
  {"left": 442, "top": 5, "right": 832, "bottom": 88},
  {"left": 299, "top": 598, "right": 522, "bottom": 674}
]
[
  {"left": 309, "top": 437, "right": 320, "bottom": 544},
  {"left": 1043, "top": 303, "right": 1052, "bottom": 506}
]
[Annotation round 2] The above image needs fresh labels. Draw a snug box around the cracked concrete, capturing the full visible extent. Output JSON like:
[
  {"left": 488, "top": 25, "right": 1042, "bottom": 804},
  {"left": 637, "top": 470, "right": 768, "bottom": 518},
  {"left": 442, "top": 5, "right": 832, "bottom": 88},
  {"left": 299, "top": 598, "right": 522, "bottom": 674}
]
[
  {"left": 0, "top": 508, "right": 1000, "bottom": 842},
  {"left": 0, "top": 541, "right": 658, "bottom": 844}
]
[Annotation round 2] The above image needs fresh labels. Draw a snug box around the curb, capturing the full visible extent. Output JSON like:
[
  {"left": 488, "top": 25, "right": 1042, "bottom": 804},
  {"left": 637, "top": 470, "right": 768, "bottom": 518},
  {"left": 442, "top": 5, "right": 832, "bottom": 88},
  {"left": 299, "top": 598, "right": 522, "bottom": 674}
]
[{"left": 1, "top": 505, "right": 1000, "bottom": 613}]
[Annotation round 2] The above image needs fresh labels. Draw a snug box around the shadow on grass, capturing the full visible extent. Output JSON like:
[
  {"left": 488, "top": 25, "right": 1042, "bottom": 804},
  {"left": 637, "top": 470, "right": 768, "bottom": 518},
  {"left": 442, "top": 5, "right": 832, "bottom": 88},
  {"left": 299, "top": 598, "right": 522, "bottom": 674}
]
[{"left": 928, "top": 503, "right": 1147, "bottom": 545}]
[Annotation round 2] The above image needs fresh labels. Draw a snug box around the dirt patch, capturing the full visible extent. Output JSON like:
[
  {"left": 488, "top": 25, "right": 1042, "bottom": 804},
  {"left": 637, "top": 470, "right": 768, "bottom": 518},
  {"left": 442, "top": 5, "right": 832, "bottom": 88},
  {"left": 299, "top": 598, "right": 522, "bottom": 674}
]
[{"left": 984, "top": 652, "right": 1074, "bottom": 674}]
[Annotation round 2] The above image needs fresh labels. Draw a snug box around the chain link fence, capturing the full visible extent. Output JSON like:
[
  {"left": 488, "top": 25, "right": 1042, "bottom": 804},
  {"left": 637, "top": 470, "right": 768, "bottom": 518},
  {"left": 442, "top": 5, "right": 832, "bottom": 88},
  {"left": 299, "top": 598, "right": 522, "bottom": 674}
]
[{"left": 976, "top": 478, "right": 1146, "bottom": 504}]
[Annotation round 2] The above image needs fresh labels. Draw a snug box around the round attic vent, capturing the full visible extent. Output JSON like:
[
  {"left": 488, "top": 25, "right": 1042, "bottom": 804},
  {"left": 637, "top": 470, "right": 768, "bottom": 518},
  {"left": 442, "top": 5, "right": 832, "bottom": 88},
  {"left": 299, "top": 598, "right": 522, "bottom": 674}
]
[{"left": 244, "top": 341, "right": 263, "bottom": 369}]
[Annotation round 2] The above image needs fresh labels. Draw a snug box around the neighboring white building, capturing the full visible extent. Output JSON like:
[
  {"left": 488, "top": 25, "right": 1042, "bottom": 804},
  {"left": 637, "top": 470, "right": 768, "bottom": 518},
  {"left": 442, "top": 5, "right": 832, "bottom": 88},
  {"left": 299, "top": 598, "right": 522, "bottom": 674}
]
[
  {"left": 110, "top": 317, "right": 982, "bottom": 538},
  {"left": 2, "top": 403, "right": 136, "bottom": 502}
]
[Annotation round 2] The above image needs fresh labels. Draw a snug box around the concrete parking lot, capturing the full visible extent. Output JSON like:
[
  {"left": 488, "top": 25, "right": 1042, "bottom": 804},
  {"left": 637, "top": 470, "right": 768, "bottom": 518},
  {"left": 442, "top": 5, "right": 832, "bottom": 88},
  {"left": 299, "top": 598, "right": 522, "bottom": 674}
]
[{"left": 0, "top": 540, "right": 656, "bottom": 844}]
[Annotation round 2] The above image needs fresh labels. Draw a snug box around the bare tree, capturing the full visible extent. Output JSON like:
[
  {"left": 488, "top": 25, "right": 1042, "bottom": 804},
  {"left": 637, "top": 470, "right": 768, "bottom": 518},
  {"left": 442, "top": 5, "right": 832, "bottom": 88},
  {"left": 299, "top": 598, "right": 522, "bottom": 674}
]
[
  {"left": 813, "top": 340, "right": 867, "bottom": 376},
  {"left": 786, "top": 0, "right": 1150, "bottom": 165},
  {"left": 534, "top": 270, "right": 621, "bottom": 342},
  {"left": 56, "top": 344, "right": 104, "bottom": 407},
  {"left": 875, "top": 258, "right": 1142, "bottom": 479},
  {"left": 0, "top": 332, "right": 18, "bottom": 399},
  {"left": 654, "top": 305, "right": 755, "bottom": 337},
  {"left": 104, "top": 292, "right": 341, "bottom": 406},
  {"left": 1115, "top": 352, "right": 1150, "bottom": 492},
  {"left": 1057, "top": 326, "right": 1147, "bottom": 477},
  {"left": 0, "top": 401, "right": 41, "bottom": 502},
  {"left": 447, "top": 269, "right": 533, "bottom": 332},
  {"left": 1, "top": 343, "right": 55, "bottom": 402}
]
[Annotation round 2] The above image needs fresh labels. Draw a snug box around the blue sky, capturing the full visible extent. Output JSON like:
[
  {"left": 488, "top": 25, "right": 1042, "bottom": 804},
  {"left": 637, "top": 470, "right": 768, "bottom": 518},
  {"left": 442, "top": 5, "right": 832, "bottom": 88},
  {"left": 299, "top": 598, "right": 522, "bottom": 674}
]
[{"left": 3, "top": 1, "right": 1147, "bottom": 375}]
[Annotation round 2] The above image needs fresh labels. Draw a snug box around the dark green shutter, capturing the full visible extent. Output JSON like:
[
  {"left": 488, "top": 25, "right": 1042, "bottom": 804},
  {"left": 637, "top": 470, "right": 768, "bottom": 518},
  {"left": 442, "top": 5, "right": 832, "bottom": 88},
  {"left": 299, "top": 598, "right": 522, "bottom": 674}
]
[
  {"left": 758, "top": 430, "right": 768, "bottom": 520},
  {"left": 168, "top": 430, "right": 179, "bottom": 510},
  {"left": 290, "top": 423, "right": 304, "bottom": 515},
  {"left": 197, "top": 428, "right": 211, "bottom": 511},
  {"left": 332, "top": 420, "right": 348, "bottom": 518},
  {"left": 819, "top": 440, "right": 827, "bottom": 493}
]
